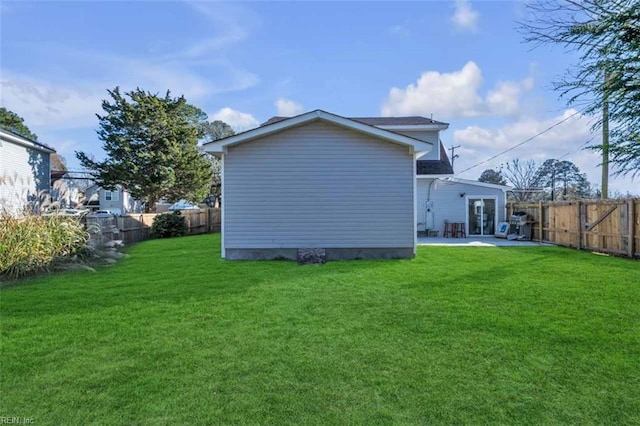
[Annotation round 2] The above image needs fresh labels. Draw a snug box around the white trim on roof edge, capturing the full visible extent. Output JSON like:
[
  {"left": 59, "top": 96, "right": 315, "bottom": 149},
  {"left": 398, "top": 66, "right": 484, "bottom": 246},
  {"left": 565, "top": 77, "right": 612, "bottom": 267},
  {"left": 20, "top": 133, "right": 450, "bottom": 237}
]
[
  {"left": 0, "top": 128, "right": 56, "bottom": 154},
  {"left": 376, "top": 124, "right": 449, "bottom": 131},
  {"left": 202, "top": 110, "right": 434, "bottom": 154},
  {"left": 416, "top": 176, "right": 511, "bottom": 192},
  {"left": 445, "top": 177, "right": 511, "bottom": 191}
]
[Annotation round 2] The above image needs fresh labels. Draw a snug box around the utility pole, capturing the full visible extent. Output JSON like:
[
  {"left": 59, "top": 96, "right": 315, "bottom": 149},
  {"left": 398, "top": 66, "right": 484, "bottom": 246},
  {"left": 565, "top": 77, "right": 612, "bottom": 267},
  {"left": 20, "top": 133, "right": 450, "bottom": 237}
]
[
  {"left": 449, "top": 145, "right": 460, "bottom": 171},
  {"left": 602, "top": 70, "right": 610, "bottom": 199}
]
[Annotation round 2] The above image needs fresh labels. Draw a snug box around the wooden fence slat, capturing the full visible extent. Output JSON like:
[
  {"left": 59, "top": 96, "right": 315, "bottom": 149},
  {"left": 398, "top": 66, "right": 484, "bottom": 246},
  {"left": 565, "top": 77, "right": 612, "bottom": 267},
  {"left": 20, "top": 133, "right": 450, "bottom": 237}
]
[
  {"left": 628, "top": 199, "right": 635, "bottom": 258},
  {"left": 509, "top": 198, "right": 638, "bottom": 259},
  {"left": 585, "top": 205, "right": 618, "bottom": 232}
]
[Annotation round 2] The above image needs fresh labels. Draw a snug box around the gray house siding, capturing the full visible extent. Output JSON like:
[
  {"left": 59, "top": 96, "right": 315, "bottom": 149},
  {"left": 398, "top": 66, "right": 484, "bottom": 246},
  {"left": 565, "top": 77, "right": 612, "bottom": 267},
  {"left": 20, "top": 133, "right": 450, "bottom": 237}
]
[
  {"left": 417, "top": 178, "right": 506, "bottom": 235},
  {"left": 393, "top": 130, "right": 440, "bottom": 160},
  {"left": 0, "top": 134, "right": 52, "bottom": 215},
  {"left": 223, "top": 121, "right": 416, "bottom": 259}
]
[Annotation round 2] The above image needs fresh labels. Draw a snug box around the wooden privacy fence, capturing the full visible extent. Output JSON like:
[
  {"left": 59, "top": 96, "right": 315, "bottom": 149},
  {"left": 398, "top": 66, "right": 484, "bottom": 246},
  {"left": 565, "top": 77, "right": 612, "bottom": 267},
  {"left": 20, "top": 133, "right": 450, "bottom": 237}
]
[
  {"left": 114, "top": 208, "right": 221, "bottom": 244},
  {"left": 508, "top": 199, "right": 639, "bottom": 259}
]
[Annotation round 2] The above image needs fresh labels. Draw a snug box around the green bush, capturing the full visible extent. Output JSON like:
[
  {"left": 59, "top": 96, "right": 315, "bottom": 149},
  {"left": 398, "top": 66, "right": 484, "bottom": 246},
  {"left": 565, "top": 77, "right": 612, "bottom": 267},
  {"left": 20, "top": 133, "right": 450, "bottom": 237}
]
[
  {"left": 0, "top": 214, "right": 89, "bottom": 280},
  {"left": 151, "top": 211, "right": 187, "bottom": 239}
]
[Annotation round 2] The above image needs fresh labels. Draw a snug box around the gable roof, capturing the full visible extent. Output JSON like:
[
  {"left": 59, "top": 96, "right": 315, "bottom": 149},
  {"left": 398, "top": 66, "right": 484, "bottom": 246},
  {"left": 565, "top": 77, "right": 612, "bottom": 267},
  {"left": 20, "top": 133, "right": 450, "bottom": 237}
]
[
  {"left": 204, "top": 110, "right": 434, "bottom": 154},
  {"left": 417, "top": 142, "right": 454, "bottom": 175},
  {"left": 262, "top": 115, "right": 448, "bottom": 129}
]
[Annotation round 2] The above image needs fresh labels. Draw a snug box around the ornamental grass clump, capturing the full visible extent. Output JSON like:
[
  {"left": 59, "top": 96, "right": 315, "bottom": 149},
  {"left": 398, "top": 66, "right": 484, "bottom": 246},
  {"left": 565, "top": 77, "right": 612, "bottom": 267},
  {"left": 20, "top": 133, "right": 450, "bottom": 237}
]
[{"left": 0, "top": 213, "right": 89, "bottom": 280}]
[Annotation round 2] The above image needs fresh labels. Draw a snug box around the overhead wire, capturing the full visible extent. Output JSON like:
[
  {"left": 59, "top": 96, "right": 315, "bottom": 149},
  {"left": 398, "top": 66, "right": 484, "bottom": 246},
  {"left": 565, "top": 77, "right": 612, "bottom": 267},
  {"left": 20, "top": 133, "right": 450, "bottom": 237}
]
[{"left": 455, "top": 108, "right": 586, "bottom": 175}]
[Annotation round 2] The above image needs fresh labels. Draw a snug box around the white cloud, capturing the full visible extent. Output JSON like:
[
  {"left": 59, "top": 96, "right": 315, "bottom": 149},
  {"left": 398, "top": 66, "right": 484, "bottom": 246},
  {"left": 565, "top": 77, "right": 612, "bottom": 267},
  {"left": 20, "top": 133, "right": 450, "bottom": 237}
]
[
  {"left": 452, "top": 0, "right": 479, "bottom": 33},
  {"left": 450, "top": 109, "right": 640, "bottom": 194},
  {"left": 486, "top": 81, "right": 524, "bottom": 117},
  {"left": 178, "top": 2, "right": 255, "bottom": 59},
  {"left": 275, "top": 98, "right": 304, "bottom": 116},
  {"left": 381, "top": 61, "right": 534, "bottom": 120},
  {"left": 0, "top": 73, "right": 103, "bottom": 128},
  {"left": 210, "top": 107, "right": 259, "bottom": 131}
]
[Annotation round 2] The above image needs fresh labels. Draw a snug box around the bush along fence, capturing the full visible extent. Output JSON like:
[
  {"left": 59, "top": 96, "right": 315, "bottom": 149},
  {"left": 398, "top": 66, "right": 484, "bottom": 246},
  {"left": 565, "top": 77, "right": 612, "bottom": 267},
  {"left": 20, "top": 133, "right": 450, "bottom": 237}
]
[
  {"left": 87, "top": 208, "right": 221, "bottom": 246},
  {"left": 508, "top": 198, "right": 639, "bottom": 259}
]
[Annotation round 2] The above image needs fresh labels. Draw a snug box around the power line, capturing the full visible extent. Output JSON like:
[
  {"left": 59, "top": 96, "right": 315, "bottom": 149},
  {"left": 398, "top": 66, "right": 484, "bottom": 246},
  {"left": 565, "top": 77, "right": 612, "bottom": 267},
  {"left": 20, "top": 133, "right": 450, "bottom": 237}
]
[
  {"left": 455, "top": 109, "right": 584, "bottom": 175},
  {"left": 556, "top": 139, "right": 593, "bottom": 160}
]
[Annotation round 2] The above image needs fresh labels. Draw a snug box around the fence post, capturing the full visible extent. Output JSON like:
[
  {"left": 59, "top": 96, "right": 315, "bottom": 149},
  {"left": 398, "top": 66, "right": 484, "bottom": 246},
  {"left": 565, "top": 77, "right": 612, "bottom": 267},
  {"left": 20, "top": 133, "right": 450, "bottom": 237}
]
[
  {"left": 538, "top": 201, "right": 543, "bottom": 242},
  {"left": 628, "top": 198, "right": 635, "bottom": 258},
  {"left": 577, "top": 201, "right": 582, "bottom": 250}
]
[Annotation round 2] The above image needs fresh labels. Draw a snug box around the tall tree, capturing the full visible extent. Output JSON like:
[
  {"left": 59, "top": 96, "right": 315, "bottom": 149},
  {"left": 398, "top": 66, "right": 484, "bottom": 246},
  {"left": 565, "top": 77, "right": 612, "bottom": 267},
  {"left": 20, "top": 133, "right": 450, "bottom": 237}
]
[
  {"left": 502, "top": 159, "right": 543, "bottom": 202},
  {"left": 76, "top": 87, "right": 212, "bottom": 212},
  {"left": 203, "top": 120, "right": 235, "bottom": 142},
  {"left": 0, "top": 107, "right": 38, "bottom": 141},
  {"left": 535, "top": 159, "right": 593, "bottom": 200},
  {"left": 519, "top": 0, "right": 640, "bottom": 177},
  {"left": 478, "top": 169, "right": 508, "bottom": 185},
  {"left": 202, "top": 121, "right": 235, "bottom": 206},
  {"left": 0, "top": 107, "right": 66, "bottom": 171}
]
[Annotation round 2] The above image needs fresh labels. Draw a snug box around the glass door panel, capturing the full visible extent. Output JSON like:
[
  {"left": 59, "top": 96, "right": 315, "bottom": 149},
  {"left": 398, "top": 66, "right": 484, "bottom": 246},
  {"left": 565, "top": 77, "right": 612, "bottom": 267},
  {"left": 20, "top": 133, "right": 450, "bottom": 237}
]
[
  {"left": 482, "top": 199, "right": 495, "bottom": 235},
  {"left": 468, "top": 198, "right": 496, "bottom": 236}
]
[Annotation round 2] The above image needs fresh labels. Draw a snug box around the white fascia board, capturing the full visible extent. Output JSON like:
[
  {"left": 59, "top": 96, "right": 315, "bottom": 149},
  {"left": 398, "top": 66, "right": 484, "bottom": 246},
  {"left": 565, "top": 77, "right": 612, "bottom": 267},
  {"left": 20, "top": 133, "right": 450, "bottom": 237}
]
[
  {"left": 202, "top": 110, "right": 434, "bottom": 154},
  {"left": 416, "top": 174, "right": 455, "bottom": 179},
  {"left": 377, "top": 124, "right": 449, "bottom": 131},
  {"left": 0, "top": 129, "right": 56, "bottom": 154},
  {"left": 444, "top": 177, "right": 512, "bottom": 191}
]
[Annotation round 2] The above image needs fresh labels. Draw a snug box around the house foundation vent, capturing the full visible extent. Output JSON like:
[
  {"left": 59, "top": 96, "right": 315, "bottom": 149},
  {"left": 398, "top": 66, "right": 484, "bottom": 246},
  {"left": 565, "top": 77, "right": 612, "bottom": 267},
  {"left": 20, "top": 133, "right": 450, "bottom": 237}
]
[{"left": 297, "top": 248, "right": 326, "bottom": 265}]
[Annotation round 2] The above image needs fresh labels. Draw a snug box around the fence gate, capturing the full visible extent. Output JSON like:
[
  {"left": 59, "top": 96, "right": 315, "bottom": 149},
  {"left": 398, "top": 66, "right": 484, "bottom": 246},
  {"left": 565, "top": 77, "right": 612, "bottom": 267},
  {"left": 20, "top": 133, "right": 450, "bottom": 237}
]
[
  {"left": 580, "top": 199, "right": 635, "bottom": 257},
  {"left": 509, "top": 198, "right": 639, "bottom": 259}
]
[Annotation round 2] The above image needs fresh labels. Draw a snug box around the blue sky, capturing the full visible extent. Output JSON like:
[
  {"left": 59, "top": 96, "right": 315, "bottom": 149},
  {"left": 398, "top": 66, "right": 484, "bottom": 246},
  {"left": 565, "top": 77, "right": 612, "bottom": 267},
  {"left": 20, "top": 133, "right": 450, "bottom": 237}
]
[{"left": 1, "top": 0, "right": 637, "bottom": 194}]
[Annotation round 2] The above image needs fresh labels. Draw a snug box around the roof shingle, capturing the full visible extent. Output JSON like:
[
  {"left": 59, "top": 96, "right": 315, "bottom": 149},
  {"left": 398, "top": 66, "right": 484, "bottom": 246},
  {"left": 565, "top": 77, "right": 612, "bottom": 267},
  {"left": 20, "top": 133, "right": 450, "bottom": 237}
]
[{"left": 417, "top": 143, "right": 454, "bottom": 175}]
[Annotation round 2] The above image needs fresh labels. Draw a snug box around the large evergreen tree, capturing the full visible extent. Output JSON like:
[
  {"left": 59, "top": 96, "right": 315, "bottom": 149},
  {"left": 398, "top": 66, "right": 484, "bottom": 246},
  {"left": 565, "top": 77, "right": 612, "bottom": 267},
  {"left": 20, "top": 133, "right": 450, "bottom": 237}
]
[
  {"left": 520, "top": 0, "right": 640, "bottom": 177},
  {"left": 202, "top": 120, "right": 235, "bottom": 206},
  {"left": 534, "top": 159, "right": 593, "bottom": 200},
  {"left": 478, "top": 169, "right": 507, "bottom": 185},
  {"left": 76, "top": 87, "right": 212, "bottom": 212}
]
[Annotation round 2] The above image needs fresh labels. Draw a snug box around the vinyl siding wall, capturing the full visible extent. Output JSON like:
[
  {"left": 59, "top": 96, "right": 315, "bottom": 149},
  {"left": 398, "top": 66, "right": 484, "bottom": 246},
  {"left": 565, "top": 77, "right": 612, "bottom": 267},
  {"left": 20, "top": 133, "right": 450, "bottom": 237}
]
[
  {"left": 417, "top": 178, "right": 506, "bottom": 234},
  {"left": 224, "top": 121, "right": 415, "bottom": 249},
  {"left": 0, "top": 139, "right": 51, "bottom": 215}
]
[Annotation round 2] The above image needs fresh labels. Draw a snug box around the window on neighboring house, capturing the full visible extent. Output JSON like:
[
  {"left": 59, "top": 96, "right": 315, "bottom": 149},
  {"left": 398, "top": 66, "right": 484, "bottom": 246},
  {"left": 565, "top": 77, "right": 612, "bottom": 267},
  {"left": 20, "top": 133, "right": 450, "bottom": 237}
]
[{"left": 105, "top": 190, "right": 119, "bottom": 201}]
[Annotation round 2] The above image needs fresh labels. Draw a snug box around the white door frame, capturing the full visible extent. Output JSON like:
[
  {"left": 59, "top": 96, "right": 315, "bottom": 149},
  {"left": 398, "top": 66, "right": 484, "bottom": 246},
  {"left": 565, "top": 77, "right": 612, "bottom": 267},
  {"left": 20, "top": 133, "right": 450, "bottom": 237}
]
[{"left": 465, "top": 195, "right": 499, "bottom": 237}]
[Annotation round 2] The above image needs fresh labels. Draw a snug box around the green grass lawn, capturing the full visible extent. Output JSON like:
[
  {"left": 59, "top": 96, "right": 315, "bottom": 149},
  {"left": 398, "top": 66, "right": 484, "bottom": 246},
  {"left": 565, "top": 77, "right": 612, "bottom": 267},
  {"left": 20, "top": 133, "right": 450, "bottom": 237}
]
[{"left": 1, "top": 234, "right": 639, "bottom": 425}]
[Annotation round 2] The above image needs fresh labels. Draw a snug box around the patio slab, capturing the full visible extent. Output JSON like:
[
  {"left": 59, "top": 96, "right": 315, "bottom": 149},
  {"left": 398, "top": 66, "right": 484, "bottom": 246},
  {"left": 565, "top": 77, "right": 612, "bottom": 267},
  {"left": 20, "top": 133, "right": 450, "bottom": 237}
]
[{"left": 417, "top": 237, "right": 544, "bottom": 247}]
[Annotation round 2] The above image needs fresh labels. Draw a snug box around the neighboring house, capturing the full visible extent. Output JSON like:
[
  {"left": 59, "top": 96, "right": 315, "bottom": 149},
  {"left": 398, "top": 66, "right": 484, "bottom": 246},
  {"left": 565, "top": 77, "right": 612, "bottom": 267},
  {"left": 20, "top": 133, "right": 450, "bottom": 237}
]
[
  {"left": 0, "top": 128, "right": 56, "bottom": 215},
  {"left": 204, "top": 110, "right": 509, "bottom": 260},
  {"left": 83, "top": 184, "right": 142, "bottom": 214}
]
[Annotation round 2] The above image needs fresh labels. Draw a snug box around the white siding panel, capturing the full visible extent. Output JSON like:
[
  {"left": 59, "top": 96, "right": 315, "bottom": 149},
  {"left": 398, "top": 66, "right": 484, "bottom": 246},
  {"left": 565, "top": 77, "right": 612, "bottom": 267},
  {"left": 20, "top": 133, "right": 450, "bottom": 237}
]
[
  {"left": 393, "top": 130, "right": 440, "bottom": 160},
  {"left": 0, "top": 140, "right": 50, "bottom": 215},
  {"left": 417, "top": 178, "right": 506, "bottom": 234},
  {"left": 224, "top": 121, "right": 415, "bottom": 249}
]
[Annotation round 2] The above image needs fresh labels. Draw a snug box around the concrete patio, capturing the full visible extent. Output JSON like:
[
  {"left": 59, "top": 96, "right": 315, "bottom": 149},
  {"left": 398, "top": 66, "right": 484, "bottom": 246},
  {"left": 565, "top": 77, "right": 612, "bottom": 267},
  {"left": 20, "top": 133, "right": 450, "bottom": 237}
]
[{"left": 417, "top": 236, "right": 544, "bottom": 247}]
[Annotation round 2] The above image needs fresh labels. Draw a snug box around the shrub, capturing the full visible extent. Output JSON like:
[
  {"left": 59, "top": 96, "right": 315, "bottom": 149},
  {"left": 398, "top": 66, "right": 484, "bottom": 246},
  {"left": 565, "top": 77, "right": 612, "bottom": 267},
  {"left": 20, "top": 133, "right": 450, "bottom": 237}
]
[
  {"left": 0, "top": 214, "right": 89, "bottom": 280},
  {"left": 151, "top": 211, "right": 187, "bottom": 239}
]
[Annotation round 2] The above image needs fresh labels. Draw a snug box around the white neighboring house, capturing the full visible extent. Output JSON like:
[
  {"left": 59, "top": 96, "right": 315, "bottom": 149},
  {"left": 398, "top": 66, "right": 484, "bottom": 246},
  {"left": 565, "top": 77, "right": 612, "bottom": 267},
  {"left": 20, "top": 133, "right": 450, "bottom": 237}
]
[
  {"left": 83, "top": 184, "right": 142, "bottom": 215},
  {"left": 0, "top": 128, "right": 56, "bottom": 215},
  {"left": 204, "top": 110, "right": 510, "bottom": 260}
]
